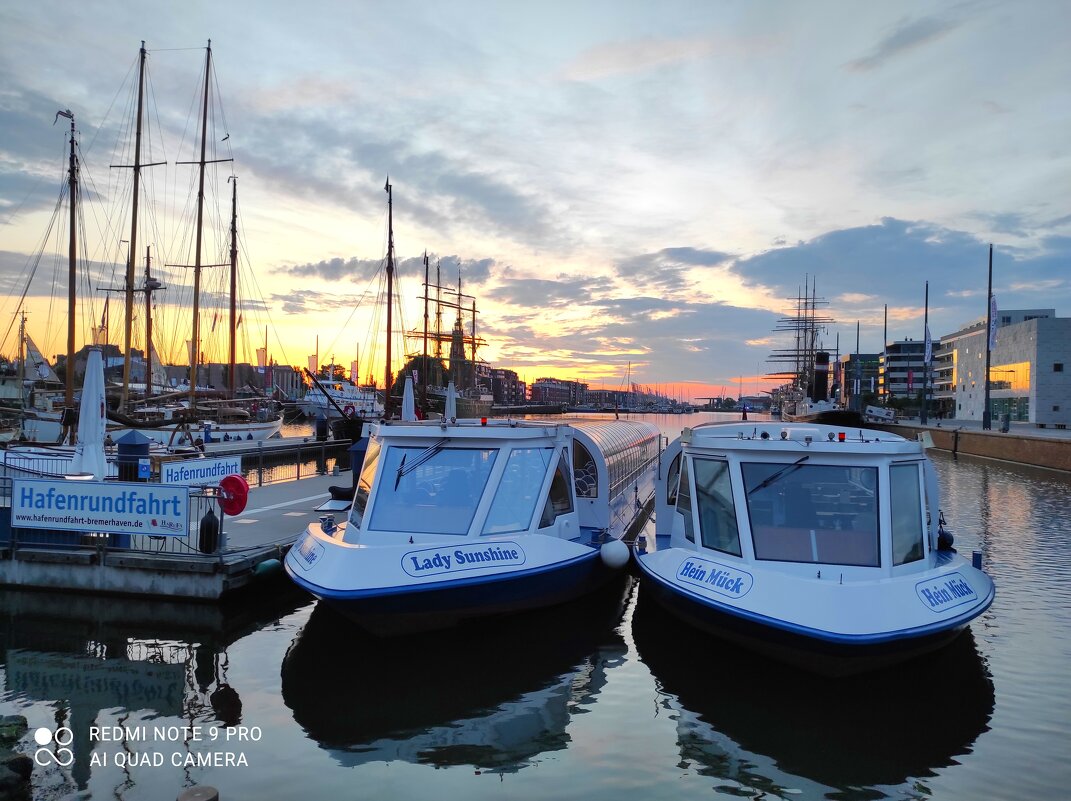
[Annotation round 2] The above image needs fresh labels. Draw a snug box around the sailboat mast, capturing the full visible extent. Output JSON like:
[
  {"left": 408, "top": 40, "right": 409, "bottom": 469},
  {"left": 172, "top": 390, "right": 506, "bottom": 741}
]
[
  {"left": 229, "top": 176, "right": 238, "bottom": 397},
  {"left": 62, "top": 110, "right": 77, "bottom": 414},
  {"left": 384, "top": 177, "right": 394, "bottom": 418},
  {"left": 121, "top": 42, "right": 147, "bottom": 412},
  {"left": 18, "top": 312, "right": 26, "bottom": 415},
  {"left": 422, "top": 250, "right": 429, "bottom": 410},
  {"left": 144, "top": 246, "right": 153, "bottom": 401},
  {"left": 189, "top": 40, "right": 212, "bottom": 408}
]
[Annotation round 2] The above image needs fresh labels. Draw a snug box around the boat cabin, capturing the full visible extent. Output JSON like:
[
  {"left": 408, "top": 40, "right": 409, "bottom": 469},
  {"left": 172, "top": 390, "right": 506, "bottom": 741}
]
[
  {"left": 655, "top": 422, "right": 944, "bottom": 577},
  {"left": 338, "top": 418, "right": 660, "bottom": 546}
]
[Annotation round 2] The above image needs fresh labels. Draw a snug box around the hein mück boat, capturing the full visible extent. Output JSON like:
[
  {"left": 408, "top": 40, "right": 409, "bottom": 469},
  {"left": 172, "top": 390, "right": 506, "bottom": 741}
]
[
  {"left": 635, "top": 420, "right": 994, "bottom": 674},
  {"left": 285, "top": 417, "right": 659, "bottom": 633}
]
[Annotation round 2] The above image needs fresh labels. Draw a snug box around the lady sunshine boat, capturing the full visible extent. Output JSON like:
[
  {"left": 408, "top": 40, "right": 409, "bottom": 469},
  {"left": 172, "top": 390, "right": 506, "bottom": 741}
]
[
  {"left": 636, "top": 421, "right": 994, "bottom": 674},
  {"left": 285, "top": 417, "right": 659, "bottom": 633}
]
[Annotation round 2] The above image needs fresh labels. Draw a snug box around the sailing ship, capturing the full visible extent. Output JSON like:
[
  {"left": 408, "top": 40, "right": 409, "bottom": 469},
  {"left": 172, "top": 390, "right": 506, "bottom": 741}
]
[
  {"left": 401, "top": 253, "right": 492, "bottom": 419},
  {"left": 4, "top": 41, "right": 281, "bottom": 446},
  {"left": 767, "top": 277, "right": 861, "bottom": 425}
]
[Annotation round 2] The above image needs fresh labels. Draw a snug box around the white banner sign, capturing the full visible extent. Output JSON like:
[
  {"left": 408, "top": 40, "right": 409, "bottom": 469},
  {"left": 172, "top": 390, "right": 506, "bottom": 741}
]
[
  {"left": 161, "top": 456, "right": 242, "bottom": 486},
  {"left": 12, "top": 479, "right": 189, "bottom": 537}
]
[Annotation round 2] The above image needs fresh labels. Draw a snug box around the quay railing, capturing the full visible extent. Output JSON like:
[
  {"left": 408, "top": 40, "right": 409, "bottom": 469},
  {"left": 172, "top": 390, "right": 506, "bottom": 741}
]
[{"left": 0, "top": 439, "right": 356, "bottom": 560}]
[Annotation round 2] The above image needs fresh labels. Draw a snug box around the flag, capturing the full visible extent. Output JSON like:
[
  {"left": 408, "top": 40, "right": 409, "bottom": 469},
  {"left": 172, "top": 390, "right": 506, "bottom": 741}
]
[
  {"left": 924, "top": 325, "right": 932, "bottom": 366},
  {"left": 907, "top": 369, "right": 914, "bottom": 392},
  {"left": 351, "top": 360, "right": 359, "bottom": 383},
  {"left": 256, "top": 347, "right": 267, "bottom": 370},
  {"left": 989, "top": 295, "right": 999, "bottom": 349},
  {"left": 308, "top": 354, "right": 319, "bottom": 373},
  {"left": 101, "top": 296, "right": 109, "bottom": 329}
]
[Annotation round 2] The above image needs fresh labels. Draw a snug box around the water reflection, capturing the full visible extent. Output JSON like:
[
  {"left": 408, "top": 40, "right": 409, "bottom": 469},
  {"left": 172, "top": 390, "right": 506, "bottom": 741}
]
[
  {"left": 632, "top": 585, "right": 995, "bottom": 795},
  {"left": 281, "top": 576, "right": 632, "bottom": 772},
  {"left": 0, "top": 584, "right": 309, "bottom": 792}
]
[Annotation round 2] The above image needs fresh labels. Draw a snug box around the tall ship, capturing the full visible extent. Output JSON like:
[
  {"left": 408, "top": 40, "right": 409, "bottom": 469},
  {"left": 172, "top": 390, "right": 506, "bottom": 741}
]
[
  {"left": 4, "top": 41, "right": 281, "bottom": 446},
  {"left": 399, "top": 255, "right": 492, "bottom": 419}
]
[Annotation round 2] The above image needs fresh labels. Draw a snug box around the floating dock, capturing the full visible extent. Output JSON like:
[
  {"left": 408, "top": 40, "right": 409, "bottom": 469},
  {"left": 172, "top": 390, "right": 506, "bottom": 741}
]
[{"left": 0, "top": 473, "right": 346, "bottom": 600}]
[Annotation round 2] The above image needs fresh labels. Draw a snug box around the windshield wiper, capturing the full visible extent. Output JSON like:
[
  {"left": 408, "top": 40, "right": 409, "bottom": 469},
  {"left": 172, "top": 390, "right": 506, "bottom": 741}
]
[
  {"left": 394, "top": 438, "right": 449, "bottom": 488},
  {"left": 747, "top": 455, "right": 810, "bottom": 496}
]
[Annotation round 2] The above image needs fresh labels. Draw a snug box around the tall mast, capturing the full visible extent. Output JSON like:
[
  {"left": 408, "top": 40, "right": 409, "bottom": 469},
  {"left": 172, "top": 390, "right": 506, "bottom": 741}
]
[
  {"left": 57, "top": 109, "right": 77, "bottom": 422},
  {"left": 189, "top": 41, "right": 212, "bottom": 409},
  {"left": 384, "top": 176, "right": 395, "bottom": 418},
  {"left": 921, "top": 280, "right": 930, "bottom": 425},
  {"left": 143, "top": 245, "right": 159, "bottom": 401},
  {"left": 18, "top": 312, "right": 26, "bottom": 415},
  {"left": 121, "top": 42, "right": 147, "bottom": 412},
  {"left": 982, "top": 244, "right": 994, "bottom": 430},
  {"left": 229, "top": 176, "right": 238, "bottom": 397},
  {"left": 434, "top": 263, "right": 442, "bottom": 360},
  {"left": 421, "top": 250, "right": 429, "bottom": 411}
]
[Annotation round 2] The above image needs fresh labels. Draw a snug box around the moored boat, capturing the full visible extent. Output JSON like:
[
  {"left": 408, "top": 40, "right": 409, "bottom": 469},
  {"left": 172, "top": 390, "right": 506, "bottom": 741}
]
[
  {"left": 285, "top": 417, "right": 659, "bottom": 633},
  {"left": 635, "top": 420, "right": 994, "bottom": 674}
]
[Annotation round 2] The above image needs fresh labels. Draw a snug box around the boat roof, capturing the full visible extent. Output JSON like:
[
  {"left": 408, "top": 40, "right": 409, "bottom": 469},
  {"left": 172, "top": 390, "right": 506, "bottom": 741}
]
[
  {"left": 370, "top": 417, "right": 660, "bottom": 452},
  {"left": 681, "top": 420, "right": 924, "bottom": 457}
]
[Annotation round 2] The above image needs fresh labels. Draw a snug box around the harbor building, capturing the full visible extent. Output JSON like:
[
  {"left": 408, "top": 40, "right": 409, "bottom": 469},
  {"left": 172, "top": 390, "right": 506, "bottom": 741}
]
[
  {"left": 937, "top": 309, "right": 1071, "bottom": 427},
  {"left": 878, "top": 340, "right": 930, "bottom": 404},
  {"left": 490, "top": 368, "right": 526, "bottom": 406},
  {"left": 838, "top": 353, "right": 881, "bottom": 410},
  {"left": 530, "top": 378, "right": 587, "bottom": 405}
]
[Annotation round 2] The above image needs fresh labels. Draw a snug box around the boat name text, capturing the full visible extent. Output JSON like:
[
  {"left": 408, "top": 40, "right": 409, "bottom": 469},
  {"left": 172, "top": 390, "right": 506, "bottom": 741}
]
[
  {"left": 915, "top": 572, "right": 979, "bottom": 612},
  {"left": 677, "top": 558, "right": 754, "bottom": 599},
  {"left": 403, "top": 542, "right": 526, "bottom": 577}
]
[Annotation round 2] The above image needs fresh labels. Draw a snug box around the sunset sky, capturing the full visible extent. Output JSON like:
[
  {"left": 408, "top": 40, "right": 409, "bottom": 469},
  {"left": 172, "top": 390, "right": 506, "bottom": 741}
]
[{"left": 1, "top": 1, "right": 1068, "bottom": 400}]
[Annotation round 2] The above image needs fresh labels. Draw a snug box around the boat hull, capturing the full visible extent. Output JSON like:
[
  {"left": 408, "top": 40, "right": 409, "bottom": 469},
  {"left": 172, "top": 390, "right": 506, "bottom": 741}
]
[
  {"left": 635, "top": 549, "right": 994, "bottom": 676},
  {"left": 287, "top": 543, "right": 615, "bottom": 635}
]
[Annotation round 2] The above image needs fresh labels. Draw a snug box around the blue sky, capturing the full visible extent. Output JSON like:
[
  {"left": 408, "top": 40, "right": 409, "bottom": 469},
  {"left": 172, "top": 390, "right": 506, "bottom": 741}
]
[{"left": 1, "top": 1, "right": 1068, "bottom": 398}]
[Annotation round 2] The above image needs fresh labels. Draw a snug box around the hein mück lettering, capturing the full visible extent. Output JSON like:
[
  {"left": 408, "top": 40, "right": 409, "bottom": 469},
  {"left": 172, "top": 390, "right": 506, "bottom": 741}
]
[
  {"left": 677, "top": 557, "right": 754, "bottom": 599},
  {"left": 916, "top": 572, "right": 978, "bottom": 611}
]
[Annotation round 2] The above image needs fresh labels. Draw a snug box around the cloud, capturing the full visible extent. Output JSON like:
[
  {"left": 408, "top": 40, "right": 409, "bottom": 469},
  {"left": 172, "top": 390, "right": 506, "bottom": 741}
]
[
  {"left": 845, "top": 14, "right": 964, "bottom": 72},
  {"left": 559, "top": 35, "right": 718, "bottom": 82}
]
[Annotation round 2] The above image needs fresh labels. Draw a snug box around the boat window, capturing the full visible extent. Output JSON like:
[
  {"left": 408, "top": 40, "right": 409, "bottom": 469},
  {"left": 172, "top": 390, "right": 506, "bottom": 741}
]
[
  {"left": 483, "top": 447, "right": 554, "bottom": 534},
  {"left": 675, "top": 456, "right": 696, "bottom": 542},
  {"left": 742, "top": 462, "right": 879, "bottom": 567},
  {"left": 890, "top": 463, "right": 925, "bottom": 565},
  {"left": 693, "top": 458, "right": 741, "bottom": 556},
  {"left": 539, "top": 451, "right": 575, "bottom": 528},
  {"left": 572, "top": 441, "right": 598, "bottom": 498},
  {"left": 368, "top": 446, "right": 498, "bottom": 535},
  {"left": 347, "top": 438, "right": 382, "bottom": 529},
  {"left": 666, "top": 452, "right": 682, "bottom": 505}
]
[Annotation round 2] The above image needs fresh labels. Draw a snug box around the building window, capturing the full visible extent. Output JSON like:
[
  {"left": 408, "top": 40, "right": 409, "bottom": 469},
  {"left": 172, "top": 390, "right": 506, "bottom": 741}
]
[
  {"left": 1001, "top": 315, "right": 1011, "bottom": 325},
  {"left": 1055, "top": 363, "right": 1064, "bottom": 372}
]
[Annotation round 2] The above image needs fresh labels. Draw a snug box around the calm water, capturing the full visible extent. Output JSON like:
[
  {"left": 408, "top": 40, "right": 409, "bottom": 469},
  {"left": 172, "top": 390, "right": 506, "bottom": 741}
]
[{"left": 3, "top": 413, "right": 1070, "bottom": 800}]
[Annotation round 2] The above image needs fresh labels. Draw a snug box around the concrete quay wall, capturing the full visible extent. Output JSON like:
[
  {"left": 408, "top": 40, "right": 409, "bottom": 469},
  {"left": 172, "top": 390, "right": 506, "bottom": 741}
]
[{"left": 875, "top": 423, "right": 1071, "bottom": 472}]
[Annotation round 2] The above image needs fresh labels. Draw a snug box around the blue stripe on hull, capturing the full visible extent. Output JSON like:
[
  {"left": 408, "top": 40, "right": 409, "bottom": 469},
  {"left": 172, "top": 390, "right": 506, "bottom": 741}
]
[
  {"left": 636, "top": 562, "right": 990, "bottom": 675},
  {"left": 289, "top": 552, "right": 615, "bottom": 634}
]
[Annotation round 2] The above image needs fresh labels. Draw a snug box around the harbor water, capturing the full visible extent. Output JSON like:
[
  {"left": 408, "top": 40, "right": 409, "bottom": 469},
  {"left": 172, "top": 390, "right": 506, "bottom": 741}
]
[{"left": 2, "top": 413, "right": 1069, "bottom": 800}]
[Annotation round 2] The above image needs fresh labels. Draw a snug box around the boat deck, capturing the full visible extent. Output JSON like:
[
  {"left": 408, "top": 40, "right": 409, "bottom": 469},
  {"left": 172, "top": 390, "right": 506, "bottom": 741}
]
[{"left": 0, "top": 473, "right": 344, "bottom": 600}]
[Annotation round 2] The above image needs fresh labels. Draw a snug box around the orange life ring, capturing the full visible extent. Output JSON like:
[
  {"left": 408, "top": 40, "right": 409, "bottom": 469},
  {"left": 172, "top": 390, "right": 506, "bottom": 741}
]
[{"left": 343, "top": 405, "right": 356, "bottom": 417}]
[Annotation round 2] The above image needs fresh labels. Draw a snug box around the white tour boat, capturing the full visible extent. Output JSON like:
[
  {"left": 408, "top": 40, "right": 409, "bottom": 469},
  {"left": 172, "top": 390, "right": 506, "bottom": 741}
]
[
  {"left": 636, "top": 420, "right": 994, "bottom": 674},
  {"left": 285, "top": 417, "right": 659, "bottom": 633}
]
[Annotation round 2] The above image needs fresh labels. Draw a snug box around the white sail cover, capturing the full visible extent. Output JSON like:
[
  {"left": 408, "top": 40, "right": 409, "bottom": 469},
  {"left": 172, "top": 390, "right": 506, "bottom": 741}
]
[
  {"left": 401, "top": 376, "right": 417, "bottom": 422},
  {"left": 445, "top": 381, "right": 458, "bottom": 421},
  {"left": 70, "top": 348, "right": 107, "bottom": 479}
]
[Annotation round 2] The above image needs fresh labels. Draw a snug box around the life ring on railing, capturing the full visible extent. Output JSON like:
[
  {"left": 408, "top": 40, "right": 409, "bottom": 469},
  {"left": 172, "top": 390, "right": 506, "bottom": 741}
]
[
  {"left": 343, "top": 405, "right": 356, "bottom": 417},
  {"left": 218, "top": 474, "right": 250, "bottom": 516}
]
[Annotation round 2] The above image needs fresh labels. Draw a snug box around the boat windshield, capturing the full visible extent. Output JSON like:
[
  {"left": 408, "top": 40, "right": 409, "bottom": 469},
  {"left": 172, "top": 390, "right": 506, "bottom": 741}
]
[
  {"left": 347, "top": 438, "right": 382, "bottom": 529},
  {"left": 369, "top": 446, "right": 499, "bottom": 534},
  {"left": 742, "top": 462, "right": 880, "bottom": 567}
]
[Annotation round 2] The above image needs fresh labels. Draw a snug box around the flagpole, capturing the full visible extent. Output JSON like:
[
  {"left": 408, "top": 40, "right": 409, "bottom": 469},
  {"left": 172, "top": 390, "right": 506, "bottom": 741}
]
[
  {"left": 921, "top": 280, "right": 929, "bottom": 425},
  {"left": 982, "top": 245, "right": 993, "bottom": 430}
]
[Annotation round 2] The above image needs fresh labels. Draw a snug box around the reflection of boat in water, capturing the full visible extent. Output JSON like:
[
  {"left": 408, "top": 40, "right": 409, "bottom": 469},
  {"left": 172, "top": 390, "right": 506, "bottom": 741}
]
[
  {"left": 0, "top": 585, "right": 309, "bottom": 791},
  {"left": 285, "top": 417, "right": 658, "bottom": 633},
  {"left": 637, "top": 420, "right": 994, "bottom": 674},
  {"left": 280, "top": 576, "right": 632, "bottom": 771},
  {"left": 632, "top": 587, "right": 994, "bottom": 791}
]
